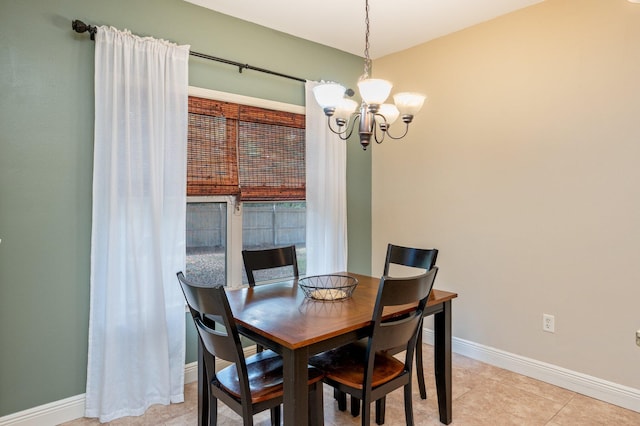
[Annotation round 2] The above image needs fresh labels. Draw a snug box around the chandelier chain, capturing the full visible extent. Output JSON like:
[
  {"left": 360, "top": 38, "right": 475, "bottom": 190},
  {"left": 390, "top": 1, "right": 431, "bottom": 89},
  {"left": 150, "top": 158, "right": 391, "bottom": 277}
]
[{"left": 363, "top": 0, "right": 371, "bottom": 78}]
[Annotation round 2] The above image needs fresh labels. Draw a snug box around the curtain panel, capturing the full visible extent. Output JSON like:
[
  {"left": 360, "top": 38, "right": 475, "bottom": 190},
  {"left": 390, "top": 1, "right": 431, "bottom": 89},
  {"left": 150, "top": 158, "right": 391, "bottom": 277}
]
[
  {"left": 305, "top": 81, "right": 348, "bottom": 275},
  {"left": 85, "top": 26, "right": 190, "bottom": 422}
]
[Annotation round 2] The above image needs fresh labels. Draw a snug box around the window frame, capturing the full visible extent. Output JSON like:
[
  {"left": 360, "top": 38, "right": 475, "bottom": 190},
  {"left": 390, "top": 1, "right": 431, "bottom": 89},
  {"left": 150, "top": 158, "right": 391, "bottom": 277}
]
[{"left": 187, "top": 87, "right": 305, "bottom": 288}]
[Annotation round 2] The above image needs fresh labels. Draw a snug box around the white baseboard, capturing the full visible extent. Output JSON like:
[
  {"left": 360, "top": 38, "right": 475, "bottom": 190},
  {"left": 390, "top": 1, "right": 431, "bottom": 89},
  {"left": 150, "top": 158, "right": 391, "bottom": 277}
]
[
  {"left": 0, "top": 346, "right": 258, "bottom": 426},
  {"left": 0, "top": 394, "right": 86, "bottom": 426},
  {"left": 423, "top": 329, "right": 640, "bottom": 413}
]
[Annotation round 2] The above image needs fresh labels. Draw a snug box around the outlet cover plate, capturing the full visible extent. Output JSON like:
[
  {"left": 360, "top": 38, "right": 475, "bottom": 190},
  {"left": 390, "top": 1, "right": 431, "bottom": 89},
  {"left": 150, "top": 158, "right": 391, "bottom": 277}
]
[{"left": 543, "top": 314, "right": 555, "bottom": 333}]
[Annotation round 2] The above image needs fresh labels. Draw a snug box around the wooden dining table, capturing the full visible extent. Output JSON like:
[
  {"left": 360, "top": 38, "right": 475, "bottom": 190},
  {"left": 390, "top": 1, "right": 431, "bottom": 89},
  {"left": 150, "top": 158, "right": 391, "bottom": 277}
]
[{"left": 197, "top": 272, "right": 457, "bottom": 425}]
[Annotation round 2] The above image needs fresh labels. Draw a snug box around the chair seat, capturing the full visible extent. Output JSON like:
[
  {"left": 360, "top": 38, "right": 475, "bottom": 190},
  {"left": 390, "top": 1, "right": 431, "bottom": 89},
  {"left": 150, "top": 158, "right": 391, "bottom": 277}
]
[
  {"left": 310, "top": 342, "right": 404, "bottom": 389},
  {"left": 217, "top": 350, "right": 324, "bottom": 404}
]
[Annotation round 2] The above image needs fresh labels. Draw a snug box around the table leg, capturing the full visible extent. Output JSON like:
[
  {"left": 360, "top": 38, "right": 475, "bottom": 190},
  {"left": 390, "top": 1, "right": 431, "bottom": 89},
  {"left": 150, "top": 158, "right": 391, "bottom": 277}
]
[
  {"left": 434, "top": 300, "right": 452, "bottom": 425},
  {"left": 282, "top": 347, "right": 310, "bottom": 425},
  {"left": 198, "top": 340, "right": 208, "bottom": 426}
]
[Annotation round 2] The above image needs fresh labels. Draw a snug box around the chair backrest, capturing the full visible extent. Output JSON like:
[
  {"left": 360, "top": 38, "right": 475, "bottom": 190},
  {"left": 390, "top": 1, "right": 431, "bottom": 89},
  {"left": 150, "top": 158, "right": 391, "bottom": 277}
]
[
  {"left": 176, "top": 272, "right": 251, "bottom": 396},
  {"left": 365, "top": 267, "right": 439, "bottom": 383},
  {"left": 242, "top": 245, "right": 299, "bottom": 286},
  {"left": 383, "top": 243, "right": 438, "bottom": 276}
]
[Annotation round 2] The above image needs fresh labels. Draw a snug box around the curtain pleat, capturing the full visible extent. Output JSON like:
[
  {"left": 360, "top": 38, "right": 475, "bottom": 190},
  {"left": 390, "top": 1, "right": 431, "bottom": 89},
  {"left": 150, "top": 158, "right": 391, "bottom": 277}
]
[
  {"left": 85, "top": 26, "right": 189, "bottom": 422},
  {"left": 305, "top": 81, "right": 348, "bottom": 275}
]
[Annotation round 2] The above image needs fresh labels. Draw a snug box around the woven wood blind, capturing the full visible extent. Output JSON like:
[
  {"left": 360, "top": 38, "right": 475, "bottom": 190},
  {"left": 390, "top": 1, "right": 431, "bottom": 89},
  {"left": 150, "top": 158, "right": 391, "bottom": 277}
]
[{"left": 187, "top": 96, "right": 305, "bottom": 200}]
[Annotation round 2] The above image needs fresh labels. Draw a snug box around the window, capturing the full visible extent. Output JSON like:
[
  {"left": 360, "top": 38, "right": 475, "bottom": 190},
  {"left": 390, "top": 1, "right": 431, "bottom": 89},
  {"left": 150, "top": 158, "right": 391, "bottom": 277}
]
[
  {"left": 185, "top": 88, "right": 306, "bottom": 287},
  {"left": 186, "top": 201, "right": 227, "bottom": 285},
  {"left": 241, "top": 202, "right": 306, "bottom": 284}
]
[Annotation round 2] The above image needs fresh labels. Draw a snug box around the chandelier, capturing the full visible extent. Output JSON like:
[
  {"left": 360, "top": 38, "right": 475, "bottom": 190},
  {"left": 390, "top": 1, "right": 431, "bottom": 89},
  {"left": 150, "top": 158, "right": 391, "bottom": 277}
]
[{"left": 313, "top": 0, "right": 426, "bottom": 150}]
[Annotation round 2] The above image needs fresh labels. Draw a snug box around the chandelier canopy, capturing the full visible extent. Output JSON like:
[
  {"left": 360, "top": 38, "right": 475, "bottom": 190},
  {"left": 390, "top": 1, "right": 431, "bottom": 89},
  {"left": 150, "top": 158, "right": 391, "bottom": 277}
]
[{"left": 313, "top": 0, "right": 426, "bottom": 150}]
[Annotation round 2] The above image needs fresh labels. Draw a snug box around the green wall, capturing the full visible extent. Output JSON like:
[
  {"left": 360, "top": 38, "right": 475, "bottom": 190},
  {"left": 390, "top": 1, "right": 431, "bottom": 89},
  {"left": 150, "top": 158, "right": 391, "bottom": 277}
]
[{"left": 0, "top": 0, "right": 370, "bottom": 416}]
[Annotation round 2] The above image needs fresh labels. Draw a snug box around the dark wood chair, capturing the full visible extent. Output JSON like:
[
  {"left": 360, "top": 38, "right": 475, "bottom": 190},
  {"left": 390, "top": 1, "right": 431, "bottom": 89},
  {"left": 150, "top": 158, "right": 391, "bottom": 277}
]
[
  {"left": 310, "top": 267, "right": 438, "bottom": 426},
  {"left": 344, "top": 244, "right": 439, "bottom": 420},
  {"left": 176, "top": 272, "right": 324, "bottom": 426},
  {"left": 242, "top": 245, "right": 300, "bottom": 353},
  {"left": 242, "top": 245, "right": 299, "bottom": 287},
  {"left": 384, "top": 244, "right": 438, "bottom": 401}
]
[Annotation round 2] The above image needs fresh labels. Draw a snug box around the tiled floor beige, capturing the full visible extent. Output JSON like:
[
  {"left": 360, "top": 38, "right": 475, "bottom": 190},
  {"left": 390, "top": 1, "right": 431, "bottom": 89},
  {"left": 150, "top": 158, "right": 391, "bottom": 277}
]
[{"left": 61, "top": 346, "right": 640, "bottom": 425}]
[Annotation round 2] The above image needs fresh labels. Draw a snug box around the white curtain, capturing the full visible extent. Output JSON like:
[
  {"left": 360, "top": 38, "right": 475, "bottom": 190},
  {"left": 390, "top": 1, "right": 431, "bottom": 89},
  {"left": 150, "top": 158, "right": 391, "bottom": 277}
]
[
  {"left": 85, "top": 26, "right": 190, "bottom": 422},
  {"left": 305, "top": 81, "right": 348, "bottom": 275}
]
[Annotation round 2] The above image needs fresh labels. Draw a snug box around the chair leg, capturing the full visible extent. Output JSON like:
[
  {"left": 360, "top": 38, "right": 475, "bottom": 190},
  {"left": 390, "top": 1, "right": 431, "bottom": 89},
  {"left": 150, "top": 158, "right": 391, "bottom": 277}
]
[
  {"left": 309, "top": 382, "right": 324, "bottom": 426},
  {"left": 415, "top": 330, "right": 427, "bottom": 400},
  {"left": 335, "top": 389, "right": 347, "bottom": 411},
  {"left": 403, "top": 384, "right": 414, "bottom": 426},
  {"left": 375, "top": 396, "right": 386, "bottom": 425},
  {"left": 270, "top": 405, "right": 281, "bottom": 425},
  {"left": 361, "top": 397, "right": 370, "bottom": 426},
  {"left": 256, "top": 343, "right": 264, "bottom": 353},
  {"left": 209, "top": 395, "right": 217, "bottom": 426},
  {"left": 350, "top": 395, "right": 361, "bottom": 417},
  {"left": 244, "top": 411, "right": 254, "bottom": 426}
]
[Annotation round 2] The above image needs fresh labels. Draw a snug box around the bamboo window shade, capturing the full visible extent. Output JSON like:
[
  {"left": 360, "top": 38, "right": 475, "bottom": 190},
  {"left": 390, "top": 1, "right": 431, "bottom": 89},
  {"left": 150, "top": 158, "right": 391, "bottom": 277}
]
[{"left": 187, "top": 96, "right": 305, "bottom": 200}]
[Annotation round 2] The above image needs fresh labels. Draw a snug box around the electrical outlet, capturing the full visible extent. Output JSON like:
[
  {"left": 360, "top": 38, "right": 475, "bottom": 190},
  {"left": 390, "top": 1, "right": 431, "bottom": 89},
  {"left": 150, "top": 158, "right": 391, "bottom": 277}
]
[
  {"left": 543, "top": 314, "right": 555, "bottom": 333},
  {"left": 636, "top": 330, "right": 640, "bottom": 347}
]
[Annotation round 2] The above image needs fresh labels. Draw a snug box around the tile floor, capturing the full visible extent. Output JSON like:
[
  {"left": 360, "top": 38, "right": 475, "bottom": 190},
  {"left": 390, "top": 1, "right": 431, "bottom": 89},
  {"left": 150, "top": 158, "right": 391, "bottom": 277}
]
[{"left": 61, "top": 346, "right": 640, "bottom": 425}]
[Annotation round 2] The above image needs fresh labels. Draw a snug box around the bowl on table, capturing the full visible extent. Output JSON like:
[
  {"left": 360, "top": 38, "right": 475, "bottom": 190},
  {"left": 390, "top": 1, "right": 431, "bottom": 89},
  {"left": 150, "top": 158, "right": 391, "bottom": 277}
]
[{"left": 298, "top": 274, "right": 358, "bottom": 301}]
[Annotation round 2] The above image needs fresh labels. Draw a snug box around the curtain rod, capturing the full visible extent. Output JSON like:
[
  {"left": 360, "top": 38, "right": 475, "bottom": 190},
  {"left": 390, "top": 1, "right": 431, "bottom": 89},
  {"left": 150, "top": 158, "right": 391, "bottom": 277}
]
[{"left": 71, "top": 20, "right": 307, "bottom": 83}]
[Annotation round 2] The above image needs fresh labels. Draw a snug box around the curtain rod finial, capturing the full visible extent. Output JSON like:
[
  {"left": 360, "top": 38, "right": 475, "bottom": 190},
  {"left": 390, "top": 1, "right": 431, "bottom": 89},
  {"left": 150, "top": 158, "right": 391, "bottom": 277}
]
[{"left": 72, "top": 19, "right": 97, "bottom": 40}]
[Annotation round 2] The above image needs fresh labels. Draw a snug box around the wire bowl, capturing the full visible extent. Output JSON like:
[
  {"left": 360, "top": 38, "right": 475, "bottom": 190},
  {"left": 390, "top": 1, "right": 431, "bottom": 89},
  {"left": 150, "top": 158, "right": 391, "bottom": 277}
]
[{"left": 298, "top": 274, "right": 358, "bottom": 301}]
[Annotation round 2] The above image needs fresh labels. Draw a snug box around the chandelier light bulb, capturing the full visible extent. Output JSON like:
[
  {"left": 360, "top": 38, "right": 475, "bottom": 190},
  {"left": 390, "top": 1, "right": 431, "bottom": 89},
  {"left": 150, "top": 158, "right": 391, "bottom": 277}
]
[
  {"left": 378, "top": 103, "right": 400, "bottom": 125},
  {"left": 393, "top": 92, "right": 426, "bottom": 116},
  {"left": 334, "top": 98, "right": 359, "bottom": 123},
  {"left": 313, "top": 83, "right": 346, "bottom": 110},
  {"left": 357, "top": 78, "right": 393, "bottom": 106}
]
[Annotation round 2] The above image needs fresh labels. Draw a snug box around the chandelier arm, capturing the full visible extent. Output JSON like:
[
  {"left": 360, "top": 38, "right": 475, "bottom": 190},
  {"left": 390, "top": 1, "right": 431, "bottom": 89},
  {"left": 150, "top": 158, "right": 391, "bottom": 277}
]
[
  {"left": 344, "top": 114, "right": 361, "bottom": 140},
  {"left": 326, "top": 116, "right": 352, "bottom": 138},
  {"left": 373, "top": 117, "right": 386, "bottom": 144},
  {"left": 326, "top": 114, "right": 360, "bottom": 140},
  {"left": 383, "top": 122, "right": 411, "bottom": 140}
]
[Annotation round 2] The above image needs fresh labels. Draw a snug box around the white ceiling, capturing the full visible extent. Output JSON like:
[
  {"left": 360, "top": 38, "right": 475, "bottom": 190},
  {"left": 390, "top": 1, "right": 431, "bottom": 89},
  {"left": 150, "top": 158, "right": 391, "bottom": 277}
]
[{"left": 185, "top": 0, "right": 545, "bottom": 58}]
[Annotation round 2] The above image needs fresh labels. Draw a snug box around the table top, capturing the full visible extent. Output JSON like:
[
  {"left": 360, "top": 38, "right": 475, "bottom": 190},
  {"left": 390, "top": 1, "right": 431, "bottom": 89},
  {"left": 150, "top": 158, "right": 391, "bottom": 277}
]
[{"left": 225, "top": 272, "right": 458, "bottom": 350}]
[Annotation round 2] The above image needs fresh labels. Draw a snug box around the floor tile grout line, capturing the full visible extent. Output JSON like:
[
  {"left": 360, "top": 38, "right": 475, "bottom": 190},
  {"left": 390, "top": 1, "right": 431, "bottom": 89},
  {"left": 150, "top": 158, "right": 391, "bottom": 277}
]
[{"left": 544, "top": 393, "right": 577, "bottom": 425}]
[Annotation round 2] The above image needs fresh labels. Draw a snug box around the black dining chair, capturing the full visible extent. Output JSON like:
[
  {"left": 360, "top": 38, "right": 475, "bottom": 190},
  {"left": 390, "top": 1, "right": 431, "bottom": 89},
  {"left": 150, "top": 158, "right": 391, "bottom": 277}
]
[
  {"left": 384, "top": 244, "right": 438, "bottom": 401},
  {"left": 242, "top": 245, "right": 299, "bottom": 287},
  {"left": 344, "top": 243, "right": 439, "bottom": 420},
  {"left": 242, "top": 245, "right": 300, "bottom": 353},
  {"left": 176, "top": 272, "right": 324, "bottom": 426},
  {"left": 310, "top": 268, "right": 438, "bottom": 426}
]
